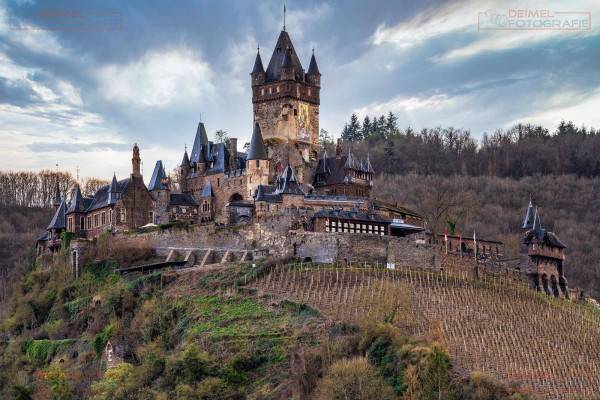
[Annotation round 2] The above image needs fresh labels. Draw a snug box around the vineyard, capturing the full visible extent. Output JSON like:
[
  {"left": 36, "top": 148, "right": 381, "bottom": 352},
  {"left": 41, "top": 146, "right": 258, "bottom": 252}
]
[{"left": 250, "top": 263, "right": 600, "bottom": 399}]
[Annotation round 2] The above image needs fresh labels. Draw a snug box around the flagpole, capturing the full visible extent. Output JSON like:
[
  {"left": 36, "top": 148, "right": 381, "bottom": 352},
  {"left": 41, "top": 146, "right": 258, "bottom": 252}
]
[
  {"left": 444, "top": 227, "right": 448, "bottom": 255},
  {"left": 473, "top": 231, "right": 477, "bottom": 261}
]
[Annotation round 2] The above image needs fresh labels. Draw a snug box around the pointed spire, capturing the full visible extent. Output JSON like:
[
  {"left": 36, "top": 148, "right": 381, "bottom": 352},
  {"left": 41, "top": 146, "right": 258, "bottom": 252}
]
[
  {"left": 522, "top": 197, "right": 534, "bottom": 229},
  {"left": 532, "top": 207, "right": 544, "bottom": 239},
  {"left": 67, "top": 185, "right": 86, "bottom": 214},
  {"left": 181, "top": 148, "right": 190, "bottom": 167},
  {"left": 52, "top": 178, "right": 61, "bottom": 208},
  {"left": 201, "top": 180, "right": 214, "bottom": 198},
  {"left": 190, "top": 122, "right": 209, "bottom": 165},
  {"left": 247, "top": 122, "right": 268, "bottom": 160},
  {"left": 307, "top": 49, "right": 320, "bottom": 75},
  {"left": 344, "top": 145, "right": 355, "bottom": 169},
  {"left": 149, "top": 160, "right": 168, "bottom": 191},
  {"left": 108, "top": 173, "right": 119, "bottom": 204},
  {"left": 252, "top": 47, "right": 265, "bottom": 74},
  {"left": 265, "top": 30, "right": 304, "bottom": 82}
]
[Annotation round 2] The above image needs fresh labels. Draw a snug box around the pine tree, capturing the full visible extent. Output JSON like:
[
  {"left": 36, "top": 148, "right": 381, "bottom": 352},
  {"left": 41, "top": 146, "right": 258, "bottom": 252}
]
[
  {"left": 385, "top": 112, "right": 399, "bottom": 139},
  {"left": 361, "top": 116, "right": 371, "bottom": 142},
  {"left": 341, "top": 124, "right": 352, "bottom": 142},
  {"left": 377, "top": 115, "right": 386, "bottom": 140},
  {"left": 348, "top": 113, "right": 361, "bottom": 142}
]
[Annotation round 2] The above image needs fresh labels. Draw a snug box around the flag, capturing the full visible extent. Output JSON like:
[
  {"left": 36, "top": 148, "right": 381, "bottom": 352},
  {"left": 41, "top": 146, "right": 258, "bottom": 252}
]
[
  {"left": 444, "top": 227, "right": 448, "bottom": 242},
  {"left": 473, "top": 231, "right": 477, "bottom": 245}
]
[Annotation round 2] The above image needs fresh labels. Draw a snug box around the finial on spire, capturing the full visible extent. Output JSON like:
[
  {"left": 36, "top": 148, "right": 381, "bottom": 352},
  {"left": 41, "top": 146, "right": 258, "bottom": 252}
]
[{"left": 283, "top": 3, "right": 286, "bottom": 31}]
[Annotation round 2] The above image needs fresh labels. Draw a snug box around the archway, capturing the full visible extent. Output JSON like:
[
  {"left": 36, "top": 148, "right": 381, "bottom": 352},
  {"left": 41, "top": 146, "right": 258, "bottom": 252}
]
[
  {"left": 550, "top": 275, "right": 560, "bottom": 297},
  {"left": 229, "top": 193, "right": 243, "bottom": 202},
  {"left": 303, "top": 257, "right": 312, "bottom": 263},
  {"left": 541, "top": 274, "right": 550, "bottom": 295}
]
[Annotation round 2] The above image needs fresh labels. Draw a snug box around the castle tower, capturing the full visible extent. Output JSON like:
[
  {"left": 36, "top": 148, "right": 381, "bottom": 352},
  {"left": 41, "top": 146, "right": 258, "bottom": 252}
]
[
  {"left": 132, "top": 143, "right": 141, "bottom": 178},
  {"left": 246, "top": 122, "right": 270, "bottom": 198},
  {"left": 251, "top": 28, "right": 321, "bottom": 185},
  {"left": 180, "top": 149, "right": 190, "bottom": 192},
  {"left": 149, "top": 160, "right": 170, "bottom": 224}
]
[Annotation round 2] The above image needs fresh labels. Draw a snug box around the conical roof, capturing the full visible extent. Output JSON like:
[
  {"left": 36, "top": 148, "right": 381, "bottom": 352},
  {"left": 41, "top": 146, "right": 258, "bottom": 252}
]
[
  {"left": 190, "top": 122, "right": 209, "bottom": 164},
  {"left": 247, "top": 122, "right": 268, "bottom": 160},
  {"left": 532, "top": 207, "right": 544, "bottom": 239},
  {"left": 149, "top": 160, "right": 168, "bottom": 191},
  {"left": 108, "top": 174, "right": 119, "bottom": 204},
  {"left": 251, "top": 50, "right": 265, "bottom": 74},
  {"left": 307, "top": 51, "right": 320, "bottom": 75},
  {"left": 201, "top": 180, "right": 214, "bottom": 198},
  {"left": 52, "top": 179, "right": 61, "bottom": 207},
  {"left": 521, "top": 198, "right": 534, "bottom": 229},
  {"left": 265, "top": 30, "right": 304, "bottom": 82},
  {"left": 366, "top": 153, "right": 374, "bottom": 173},
  {"left": 48, "top": 198, "right": 67, "bottom": 230},
  {"left": 282, "top": 47, "right": 293, "bottom": 68},
  {"left": 67, "top": 185, "right": 86, "bottom": 214},
  {"left": 181, "top": 150, "right": 190, "bottom": 167}
]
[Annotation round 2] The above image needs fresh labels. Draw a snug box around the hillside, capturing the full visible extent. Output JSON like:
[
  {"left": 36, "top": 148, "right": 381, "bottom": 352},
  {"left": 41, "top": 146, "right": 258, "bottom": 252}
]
[{"left": 0, "top": 248, "right": 599, "bottom": 399}]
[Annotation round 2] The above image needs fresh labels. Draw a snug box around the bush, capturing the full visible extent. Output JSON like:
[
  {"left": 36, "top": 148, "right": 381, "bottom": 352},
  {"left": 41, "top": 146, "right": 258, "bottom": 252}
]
[
  {"left": 90, "top": 362, "right": 138, "bottom": 400},
  {"left": 45, "top": 365, "right": 73, "bottom": 400},
  {"left": 24, "top": 339, "right": 76, "bottom": 368},
  {"left": 315, "top": 357, "right": 395, "bottom": 400},
  {"left": 92, "top": 325, "right": 114, "bottom": 357}
]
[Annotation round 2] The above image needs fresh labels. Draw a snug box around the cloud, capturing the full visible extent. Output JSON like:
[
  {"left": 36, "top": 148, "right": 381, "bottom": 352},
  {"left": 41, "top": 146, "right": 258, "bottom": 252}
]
[
  {"left": 96, "top": 48, "right": 215, "bottom": 108},
  {"left": 27, "top": 141, "right": 131, "bottom": 153},
  {"left": 355, "top": 93, "right": 453, "bottom": 117},
  {"left": 372, "top": 0, "right": 600, "bottom": 62}
]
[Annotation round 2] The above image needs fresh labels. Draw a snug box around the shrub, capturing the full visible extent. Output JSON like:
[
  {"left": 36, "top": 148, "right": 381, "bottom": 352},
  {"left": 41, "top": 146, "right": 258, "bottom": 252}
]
[
  {"left": 90, "top": 362, "right": 138, "bottom": 400},
  {"left": 24, "top": 339, "right": 76, "bottom": 368},
  {"left": 315, "top": 357, "right": 396, "bottom": 400},
  {"left": 45, "top": 364, "right": 73, "bottom": 400},
  {"left": 92, "top": 325, "right": 114, "bottom": 357},
  {"left": 195, "top": 377, "right": 232, "bottom": 399}
]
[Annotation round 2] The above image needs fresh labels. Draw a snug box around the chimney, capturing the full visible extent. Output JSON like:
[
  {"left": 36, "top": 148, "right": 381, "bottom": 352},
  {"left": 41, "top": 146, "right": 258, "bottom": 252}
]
[
  {"left": 229, "top": 138, "right": 238, "bottom": 171},
  {"left": 336, "top": 138, "right": 343, "bottom": 159}
]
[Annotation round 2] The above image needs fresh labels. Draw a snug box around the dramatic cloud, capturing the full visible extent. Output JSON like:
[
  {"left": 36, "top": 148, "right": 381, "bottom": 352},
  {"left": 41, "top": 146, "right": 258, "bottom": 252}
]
[{"left": 1, "top": 0, "right": 599, "bottom": 178}]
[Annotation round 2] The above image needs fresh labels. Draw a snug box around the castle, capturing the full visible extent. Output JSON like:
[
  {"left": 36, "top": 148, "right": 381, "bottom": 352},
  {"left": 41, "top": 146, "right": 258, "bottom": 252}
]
[{"left": 36, "top": 27, "right": 568, "bottom": 298}]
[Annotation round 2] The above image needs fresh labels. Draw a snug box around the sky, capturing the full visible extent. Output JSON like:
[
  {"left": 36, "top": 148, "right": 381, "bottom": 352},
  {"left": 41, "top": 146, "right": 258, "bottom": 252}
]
[{"left": 1, "top": 0, "right": 599, "bottom": 181}]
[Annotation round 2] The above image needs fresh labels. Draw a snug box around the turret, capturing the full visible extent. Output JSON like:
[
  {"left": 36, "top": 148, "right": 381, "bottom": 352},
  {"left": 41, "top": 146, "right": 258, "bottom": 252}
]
[
  {"left": 251, "top": 48, "right": 265, "bottom": 86},
  {"left": 108, "top": 173, "right": 119, "bottom": 204},
  {"left": 190, "top": 122, "right": 209, "bottom": 174},
  {"left": 306, "top": 49, "right": 321, "bottom": 87},
  {"left": 132, "top": 143, "right": 141, "bottom": 178},
  {"left": 522, "top": 197, "right": 534, "bottom": 230},
  {"left": 246, "top": 122, "right": 269, "bottom": 197}
]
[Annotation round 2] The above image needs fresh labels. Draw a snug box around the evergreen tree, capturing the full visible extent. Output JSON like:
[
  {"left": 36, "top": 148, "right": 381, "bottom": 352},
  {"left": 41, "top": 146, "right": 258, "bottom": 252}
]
[
  {"left": 341, "top": 124, "right": 352, "bottom": 142},
  {"left": 361, "top": 116, "right": 372, "bottom": 142},
  {"left": 385, "top": 112, "right": 399, "bottom": 139},
  {"left": 348, "top": 113, "right": 362, "bottom": 142},
  {"left": 378, "top": 115, "right": 386, "bottom": 139},
  {"left": 319, "top": 128, "right": 333, "bottom": 147}
]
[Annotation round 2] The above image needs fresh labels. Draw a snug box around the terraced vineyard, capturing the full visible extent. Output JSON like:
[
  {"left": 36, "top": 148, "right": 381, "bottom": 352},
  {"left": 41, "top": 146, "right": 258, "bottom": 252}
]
[{"left": 251, "top": 263, "right": 600, "bottom": 399}]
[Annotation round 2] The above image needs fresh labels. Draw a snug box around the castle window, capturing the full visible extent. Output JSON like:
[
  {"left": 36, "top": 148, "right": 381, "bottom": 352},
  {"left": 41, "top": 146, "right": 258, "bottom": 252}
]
[
  {"left": 294, "top": 109, "right": 298, "bottom": 116},
  {"left": 149, "top": 211, "right": 154, "bottom": 223},
  {"left": 80, "top": 217, "right": 85, "bottom": 229},
  {"left": 269, "top": 87, "right": 272, "bottom": 94},
  {"left": 261, "top": 88, "right": 265, "bottom": 95},
  {"left": 308, "top": 88, "right": 311, "bottom": 96},
  {"left": 87, "top": 216, "right": 92, "bottom": 228},
  {"left": 120, "top": 208, "right": 126, "bottom": 223},
  {"left": 94, "top": 214, "right": 99, "bottom": 227},
  {"left": 256, "top": 159, "right": 259, "bottom": 168},
  {"left": 68, "top": 217, "right": 73, "bottom": 232},
  {"left": 276, "top": 86, "right": 280, "bottom": 93},
  {"left": 101, "top": 212, "right": 106, "bottom": 225},
  {"left": 217, "top": 178, "right": 220, "bottom": 187},
  {"left": 181, "top": 207, "right": 187, "bottom": 213},
  {"left": 109, "top": 210, "right": 113, "bottom": 224}
]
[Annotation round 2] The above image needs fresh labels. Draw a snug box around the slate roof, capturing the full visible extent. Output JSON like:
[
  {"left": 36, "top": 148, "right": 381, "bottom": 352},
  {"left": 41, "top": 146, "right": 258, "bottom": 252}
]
[
  {"left": 190, "top": 122, "right": 209, "bottom": 165},
  {"left": 247, "top": 123, "right": 268, "bottom": 160},
  {"left": 314, "top": 209, "right": 390, "bottom": 224},
  {"left": 86, "top": 178, "right": 130, "bottom": 212},
  {"left": 67, "top": 186, "right": 87, "bottom": 214},
  {"left": 201, "top": 181, "right": 214, "bottom": 198},
  {"left": 252, "top": 50, "right": 265, "bottom": 74},
  {"left": 522, "top": 198, "right": 534, "bottom": 229},
  {"left": 169, "top": 193, "right": 198, "bottom": 207},
  {"left": 313, "top": 152, "right": 373, "bottom": 187},
  {"left": 254, "top": 184, "right": 282, "bottom": 203},
  {"left": 181, "top": 150, "right": 190, "bottom": 167},
  {"left": 265, "top": 30, "right": 305, "bottom": 82},
  {"left": 149, "top": 160, "right": 168, "bottom": 191},
  {"left": 47, "top": 198, "right": 67, "bottom": 230},
  {"left": 276, "top": 165, "right": 304, "bottom": 195},
  {"left": 307, "top": 51, "right": 320, "bottom": 75},
  {"left": 523, "top": 208, "right": 567, "bottom": 249}
]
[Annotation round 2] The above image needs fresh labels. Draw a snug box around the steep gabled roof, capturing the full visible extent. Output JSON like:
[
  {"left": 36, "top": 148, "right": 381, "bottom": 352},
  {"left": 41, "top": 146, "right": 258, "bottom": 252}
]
[
  {"left": 148, "top": 160, "right": 168, "bottom": 191},
  {"left": 307, "top": 51, "right": 320, "bottom": 75},
  {"left": 265, "top": 30, "right": 304, "bottom": 82},
  {"left": 252, "top": 50, "right": 265, "bottom": 74},
  {"left": 247, "top": 122, "right": 268, "bottom": 160},
  {"left": 276, "top": 165, "right": 304, "bottom": 196},
  {"left": 47, "top": 198, "right": 67, "bottom": 230},
  {"left": 254, "top": 184, "right": 282, "bottom": 203},
  {"left": 67, "top": 185, "right": 86, "bottom": 214}
]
